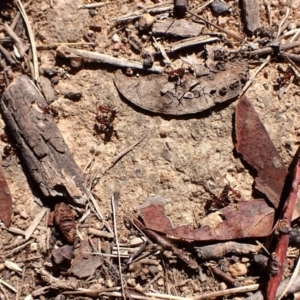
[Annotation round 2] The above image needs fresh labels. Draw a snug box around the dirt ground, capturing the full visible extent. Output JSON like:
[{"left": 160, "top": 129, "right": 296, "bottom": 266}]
[{"left": 1, "top": 0, "right": 300, "bottom": 299}]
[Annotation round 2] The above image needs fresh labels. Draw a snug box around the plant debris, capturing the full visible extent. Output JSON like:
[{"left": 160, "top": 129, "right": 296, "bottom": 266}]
[{"left": 235, "top": 95, "right": 288, "bottom": 209}]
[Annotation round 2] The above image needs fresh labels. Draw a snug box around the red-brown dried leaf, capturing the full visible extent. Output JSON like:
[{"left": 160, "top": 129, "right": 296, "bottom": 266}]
[
  {"left": 140, "top": 199, "right": 275, "bottom": 241},
  {"left": 235, "top": 95, "right": 288, "bottom": 208},
  {"left": 0, "top": 164, "right": 12, "bottom": 227}
]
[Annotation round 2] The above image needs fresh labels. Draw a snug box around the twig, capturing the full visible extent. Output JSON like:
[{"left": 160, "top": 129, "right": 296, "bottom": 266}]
[
  {"left": 57, "top": 45, "right": 163, "bottom": 73},
  {"left": 16, "top": 0, "right": 39, "bottom": 82},
  {"left": 279, "top": 254, "right": 300, "bottom": 299},
  {"left": 192, "top": 0, "right": 214, "bottom": 13},
  {"left": 16, "top": 264, "right": 26, "bottom": 300},
  {"left": 152, "top": 37, "right": 172, "bottom": 66},
  {"left": 238, "top": 55, "right": 270, "bottom": 97},
  {"left": 267, "top": 150, "right": 300, "bottom": 300},
  {"left": 105, "top": 135, "right": 146, "bottom": 174},
  {"left": 276, "top": 7, "right": 290, "bottom": 39},
  {"left": 193, "top": 284, "right": 260, "bottom": 299},
  {"left": 0, "top": 44, "right": 16, "bottom": 65},
  {"left": 0, "top": 279, "right": 17, "bottom": 293},
  {"left": 187, "top": 11, "right": 244, "bottom": 42},
  {"left": 3, "top": 22, "right": 26, "bottom": 58},
  {"left": 264, "top": 0, "right": 272, "bottom": 27},
  {"left": 0, "top": 283, "right": 9, "bottom": 300},
  {"left": 4, "top": 240, "right": 34, "bottom": 258},
  {"left": 133, "top": 217, "right": 198, "bottom": 270},
  {"left": 111, "top": 192, "right": 126, "bottom": 299},
  {"left": 88, "top": 192, "right": 113, "bottom": 234},
  {"left": 165, "top": 36, "right": 218, "bottom": 53},
  {"left": 88, "top": 228, "right": 114, "bottom": 239},
  {"left": 110, "top": 2, "right": 173, "bottom": 22},
  {"left": 245, "top": 41, "right": 300, "bottom": 57},
  {"left": 78, "top": 2, "right": 105, "bottom": 9},
  {"left": 24, "top": 207, "right": 47, "bottom": 240},
  {"left": 290, "top": 28, "right": 300, "bottom": 42}
]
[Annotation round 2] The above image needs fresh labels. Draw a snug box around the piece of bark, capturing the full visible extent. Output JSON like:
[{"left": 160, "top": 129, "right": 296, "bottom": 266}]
[
  {"left": 235, "top": 95, "right": 288, "bottom": 209},
  {"left": 0, "top": 75, "right": 88, "bottom": 206},
  {"left": 152, "top": 19, "right": 203, "bottom": 38},
  {"left": 241, "top": 0, "right": 261, "bottom": 35},
  {"left": 39, "top": 76, "right": 56, "bottom": 104},
  {"left": 68, "top": 238, "right": 103, "bottom": 278},
  {"left": 115, "top": 63, "right": 248, "bottom": 115},
  {"left": 0, "top": 164, "right": 12, "bottom": 227},
  {"left": 139, "top": 197, "right": 275, "bottom": 241}
]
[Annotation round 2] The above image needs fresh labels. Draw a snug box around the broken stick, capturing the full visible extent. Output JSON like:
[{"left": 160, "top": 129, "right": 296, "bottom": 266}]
[
  {"left": 1, "top": 75, "right": 88, "bottom": 206},
  {"left": 56, "top": 45, "right": 163, "bottom": 73}
]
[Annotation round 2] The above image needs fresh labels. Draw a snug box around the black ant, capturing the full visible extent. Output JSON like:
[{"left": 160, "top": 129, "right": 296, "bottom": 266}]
[
  {"left": 3, "top": 145, "right": 16, "bottom": 158},
  {"left": 0, "top": 133, "right": 16, "bottom": 160},
  {"left": 42, "top": 105, "right": 59, "bottom": 118}
]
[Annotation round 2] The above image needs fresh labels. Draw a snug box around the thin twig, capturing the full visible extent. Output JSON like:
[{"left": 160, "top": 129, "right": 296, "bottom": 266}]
[
  {"left": 187, "top": 11, "right": 243, "bottom": 42},
  {"left": 0, "top": 283, "right": 9, "bottom": 300},
  {"left": 264, "top": 0, "right": 272, "bottom": 27},
  {"left": 152, "top": 37, "right": 172, "bottom": 66},
  {"left": 290, "top": 28, "right": 300, "bottom": 42},
  {"left": 105, "top": 135, "right": 146, "bottom": 173},
  {"left": 276, "top": 7, "right": 290, "bottom": 39},
  {"left": 192, "top": 0, "right": 214, "bottom": 13},
  {"left": 57, "top": 45, "right": 163, "bottom": 73},
  {"left": 24, "top": 207, "right": 47, "bottom": 240},
  {"left": 238, "top": 55, "right": 271, "bottom": 97},
  {"left": 279, "top": 254, "right": 300, "bottom": 299},
  {"left": 78, "top": 2, "right": 105, "bottom": 9},
  {"left": 0, "top": 279, "right": 17, "bottom": 293},
  {"left": 3, "top": 23, "right": 26, "bottom": 58},
  {"left": 88, "top": 192, "right": 113, "bottom": 234},
  {"left": 16, "top": 0, "right": 39, "bottom": 82},
  {"left": 111, "top": 193, "right": 126, "bottom": 299}
]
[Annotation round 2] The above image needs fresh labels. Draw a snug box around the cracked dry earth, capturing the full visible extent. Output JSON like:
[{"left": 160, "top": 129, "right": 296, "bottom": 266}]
[{"left": 1, "top": 0, "right": 300, "bottom": 299}]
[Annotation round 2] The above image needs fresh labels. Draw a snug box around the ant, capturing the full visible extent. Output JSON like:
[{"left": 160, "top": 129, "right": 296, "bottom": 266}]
[
  {"left": 42, "top": 105, "right": 59, "bottom": 118},
  {"left": 204, "top": 184, "right": 242, "bottom": 212},
  {"left": 95, "top": 104, "right": 117, "bottom": 141},
  {"left": 0, "top": 133, "right": 16, "bottom": 160},
  {"left": 3, "top": 145, "right": 16, "bottom": 158},
  {"left": 168, "top": 68, "right": 185, "bottom": 81}
]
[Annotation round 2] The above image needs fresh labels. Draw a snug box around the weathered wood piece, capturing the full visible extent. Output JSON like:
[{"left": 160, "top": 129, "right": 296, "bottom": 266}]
[
  {"left": 152, "top": 19, "right": 203, "bottom": 38},
  {"left": 241, "top": 0, "right": 261, "bottom": 35},
  {"left": 0, "top": 164, "right": 12, "bottom": 227},
  {"left": 1, "top": 75, "right": 88, "bottom": 206},
  {"left": 115, "top": 63, "right": 248, "bottom": 115}
]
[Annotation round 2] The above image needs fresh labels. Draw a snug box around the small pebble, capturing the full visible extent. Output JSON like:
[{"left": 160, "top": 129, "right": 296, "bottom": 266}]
[
  {"left": 148, "top": 265, "right": 159, "bottom": 275},
  {"left": 112, "top": 33, "right": 120, "bottom": 43},
  {"left": 64, "top": 92, "right": 82, "bottom": 101},
  {"left": 120, "top": 4, "right": 129, "bottom": 14},
  {"left": 157, "top": 278, "right": 164, "bottom": 286},
  {"left": 138, "top": 13, "right": 155, "bottom": 30},
  {"left": 30, "top": 243, "right": 38, "bottom": 252},
  {"left": 106, "top": 279, "right": 113, "bottom": 288},
  {"left": 0, "top": 264, "right": 4, "bottom": 271},
  {"left": 127, "top": 278, "right": 136, "bottom": 287},
  {"left": 219, "top": 282, "right": 227, "bottom": 290},
  {"left": 89, "top": 9, "right": 97, "bottom": 17},
  {"left": 20, "top": 210, "right": 28, "bottom": 219},
  {"left": 211, "top": 0, "right": 231, "bottom": 15}
]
